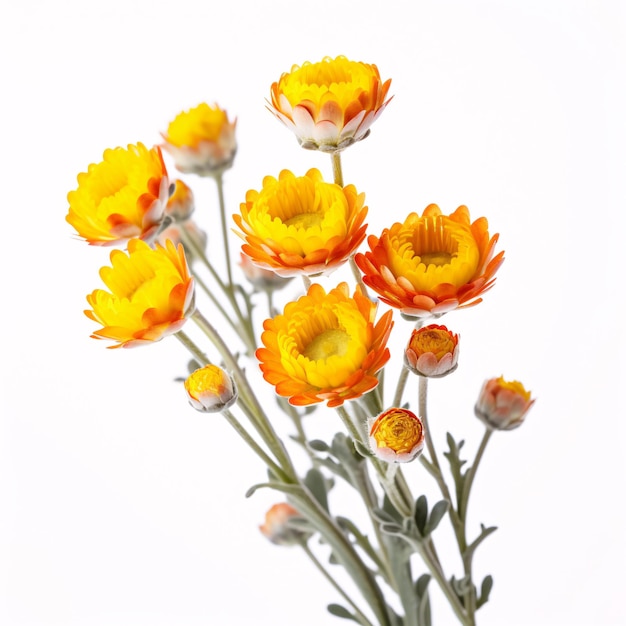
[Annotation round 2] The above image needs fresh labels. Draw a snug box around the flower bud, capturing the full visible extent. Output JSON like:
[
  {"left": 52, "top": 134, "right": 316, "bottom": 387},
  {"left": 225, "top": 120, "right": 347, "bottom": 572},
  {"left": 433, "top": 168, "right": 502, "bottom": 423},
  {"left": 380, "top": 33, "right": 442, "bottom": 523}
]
[
  {"left": 165, "top": 179, "right": 195, "bottom": 221},
  {"left": 474, "top": 376, "right": 535, "bottom": 431},
  {"left": 368, "top": 408, "right": 425, "bottom": 463},
  {"left": 184, "top": 365, "right": 237, "bottom": 413},
  {"left": 259, "top": 503, "right": 308, "bottom": 546},
  {"left": 156, "top": 220, "right": 208, "bottom": 262},
  {"left": 404, "top": 324, "right": 459, "bottom": 378}
]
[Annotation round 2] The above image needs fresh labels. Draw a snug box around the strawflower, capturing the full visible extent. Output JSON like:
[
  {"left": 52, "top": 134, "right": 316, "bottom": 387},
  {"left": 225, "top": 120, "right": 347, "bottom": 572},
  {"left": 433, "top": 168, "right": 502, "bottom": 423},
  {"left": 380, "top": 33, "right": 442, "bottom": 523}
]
[
  {"left": 66, "top": 143, "right": 169, "bottom": 246},
  {"left": 85, "top": 238, "right": 195, "bottom": 348},
  {"left": 368, "top": 408, "right": 425, "bottom": 463},
  {"left": 356, "top": 204, "right": 504, "bottom": 318},
  {"left": 268, "top": 55, "right": 392, "bottom": 152},
  {"left": 233, "top": 168, "right": 368, "bottom": 277},
  {"left": 165, "top": 179, "right": 195, "bottom": 221},
  {"left": 474, "top": 376, "right": 535, "bottom": 431},
  {"left": 259, "top": 503, "right": 308, "bottom": 546},
  {"left": 184, "top": 365, "right": 237, "bottom": 413},
  {"left": 161, "top": 102, "right": 237, "bottom": 175},
  {"left": 256, "top": 282, "right": 393, "bottom": 407},
  {"left": 404, "top": 324, "right": 459, "bottom": 378}
]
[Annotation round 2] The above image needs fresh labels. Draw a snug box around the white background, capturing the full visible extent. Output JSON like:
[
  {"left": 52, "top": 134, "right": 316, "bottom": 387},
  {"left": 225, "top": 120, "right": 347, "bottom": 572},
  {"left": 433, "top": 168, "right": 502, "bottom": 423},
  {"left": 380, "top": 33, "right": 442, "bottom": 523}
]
[{"left": 1, "top": 1, "right": 625, "bottom": 625}]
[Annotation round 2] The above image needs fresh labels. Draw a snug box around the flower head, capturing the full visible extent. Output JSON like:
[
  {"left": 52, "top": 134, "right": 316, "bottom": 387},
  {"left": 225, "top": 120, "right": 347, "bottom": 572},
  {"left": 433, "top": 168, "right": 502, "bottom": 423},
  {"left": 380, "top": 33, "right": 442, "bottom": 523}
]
[
  {"left": 256, "top": 282, "right": 393, "bottom": 408},
  {"left": 234, "top": 169, "right": 368, "bottom": 277},
  {"left": 161, "top": 103, "right": 237, "bottom": 176},
  {"left": 268, "top": 55, "right": 392, "bottom": 153},
  {"left": 184, "top": 365, "right": 237, "bottom": 413},
  {"left": 404, "top": 324, "right": 459, "bottom": 378},
  {"left": 259, "top": 503, "right": 309, "bottom": 546},
  {"left": 85, "top": 238, "right": 195, "bottom": 348},
  {"left": 66, "top": 143, "right": 170, "bottom": 246},
  {"left": 356, "top": 205, "right": 504, "bottom": 318},
  {"left": 165, "top": 179, "right": 195, "bottom": 221},
  {"left": 368, "top": 408, "right": 425, "bottom": 463},
  {"left": 474, "top": 377, "right": 535, "bottom": 431}
]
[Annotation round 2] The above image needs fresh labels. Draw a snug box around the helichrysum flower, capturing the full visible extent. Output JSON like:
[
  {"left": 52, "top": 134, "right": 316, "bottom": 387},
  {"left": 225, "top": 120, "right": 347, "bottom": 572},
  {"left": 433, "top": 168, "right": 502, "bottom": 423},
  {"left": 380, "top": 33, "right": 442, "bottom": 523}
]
[
  {"left": 404, "top": 324, "right": 459, "bottom": 378},
  {"left": 355, "top": 205, "right": 504, "bottom": 318},
  {"left": 268, "top": 55, "right": 392, "bottom": 153},
  {"left": 85, "top": 238, "right": 195, "bottom": 348},
  {"left": 66, "top": 143, "right": 170, "bottom": 246},
  {"left": 233, "top": 168, "right": 368, "bottom": 277},
  {"left": 161, "top": 103, "right": 237, "bottom": 175},
  {"left": 184, "top": 365, "right": 237, "bottom": 413},
  {"left": 474, "top": 377, "right": 535, "bottom": 431},
  {"left": 259, "top": 503, "right": 309, "bottom": 546},
  {"left": 165, "top": 179, "right": 195, "bottom": 221},
  {"left": 256, "top": 282, "right": 393, "bottom": 408},
  {"left": 368, "top": 408, "right": 425, "bottom": 463}
]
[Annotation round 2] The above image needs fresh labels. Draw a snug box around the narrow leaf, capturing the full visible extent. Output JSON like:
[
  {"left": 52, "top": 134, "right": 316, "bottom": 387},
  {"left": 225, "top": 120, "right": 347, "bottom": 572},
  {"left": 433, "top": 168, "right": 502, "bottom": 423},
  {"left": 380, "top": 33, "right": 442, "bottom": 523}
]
[
  {"left": 308, "top": 439, "right": 330, "bottom": 452},
  {"left": 327, "top": 604, "right": 357, "bottom": 621},
  {"left": 477, "top": 575, "right": 494, "bottom": 609},
  {"left": 425, "top": 500, "right": 449, "bottom": 535},
  {"left": 303, "top": 468, "right": 329, "bottom": 512},
  {"left": 414, "top": 495, "right": 428, "bottom": 535}
]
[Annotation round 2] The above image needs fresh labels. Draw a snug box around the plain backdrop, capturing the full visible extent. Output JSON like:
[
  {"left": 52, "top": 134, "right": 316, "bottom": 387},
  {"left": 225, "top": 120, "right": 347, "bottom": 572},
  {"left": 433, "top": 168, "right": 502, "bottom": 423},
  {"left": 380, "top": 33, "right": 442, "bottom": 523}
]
[{"left": 1, "top": 1, "right": 625, "bottom": 625}]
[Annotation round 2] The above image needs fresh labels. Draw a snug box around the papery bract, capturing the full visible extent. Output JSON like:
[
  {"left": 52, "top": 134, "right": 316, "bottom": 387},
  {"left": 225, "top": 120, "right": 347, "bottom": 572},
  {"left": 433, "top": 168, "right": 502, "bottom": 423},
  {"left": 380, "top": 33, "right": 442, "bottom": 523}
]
[
  {"left": 161, "top": 103, "right": 237, "bottom": 175},
  {"left": 356, "top": 205, "right": 504, "bottom": 318},
  {"left": 268, "top": 55, "right": 392, "bottom": 153},
  {"left": 234, "top": 168, "right": 368, "bottom": 277},
  {"left": 66, "top": 143, "right": 169, "bottom": 246},
  {"left": 256, "top": 282, "right": 393, "bottom": 407},
  {"left": 185, "top": 365, "right": 237, "bottom": 413},
  {"left": 85, "top": 238, "right": 195, "bottom": 348},
  {"left": 404, "top": 324, "right": 459, "bottom": 378},
  {"left": 475, "top": 377, "right": 535, "bottom": 431}
]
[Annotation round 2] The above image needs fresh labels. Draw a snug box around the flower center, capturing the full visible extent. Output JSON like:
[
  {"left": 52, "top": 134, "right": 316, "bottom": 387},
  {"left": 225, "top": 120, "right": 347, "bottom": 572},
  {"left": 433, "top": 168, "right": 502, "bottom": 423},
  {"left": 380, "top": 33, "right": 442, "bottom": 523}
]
[
  {"left": 419, "top": 251, "right": 452, "bottom": 266},
  {"left": 370, "top": 409, "right": 423, "bottom": 454},
  {"left": 410, "top": 328, "right": 456, "bottom": 358},
  {"left": 303, "top": 329, "right": 350, "bottom": 360},
  {"left": 284, "top": 212, "right": 323, "bottom": 229}
]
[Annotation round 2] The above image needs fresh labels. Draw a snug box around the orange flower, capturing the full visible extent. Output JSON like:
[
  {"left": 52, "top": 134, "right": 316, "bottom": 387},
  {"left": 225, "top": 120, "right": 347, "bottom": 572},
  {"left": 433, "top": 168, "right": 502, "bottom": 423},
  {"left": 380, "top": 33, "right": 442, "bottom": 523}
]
[
  {"left": 404, "top": 324, "right": 459, "bottom": 378},
  {"left": 66, "top": 143, "right": 170, "bottom": 246},
  {"left": 161, "top": 102, "right": 237, "bottom": 176},
  {"left": 164, "top": 179, "right": 195, "bottom": 221},
  {"left": 256, "top": 282, "right": 393, "bottom": 407},
  {"left": 475, "top": 377, "right": 535, "bottom": 431},
  {"left": 268, "top": 55, "right": 392, "bottom": 152},
  {"left": 85, "top": 238, "right": 195, "bottom": 348},
  {"left": 368, "top": 408, "right": 425, "bottom": 463},
  {"left": 259, "top": 503, "right": 309, "bottom": 546},
  {"left": 233, "top": 168, "right": 368, "bottom": 277},
  {"left": 356, "top": 205, "right": 504, "bottom": 318},
  {"left": 185, "top": 365, "right": 237, "bottom": 413}
]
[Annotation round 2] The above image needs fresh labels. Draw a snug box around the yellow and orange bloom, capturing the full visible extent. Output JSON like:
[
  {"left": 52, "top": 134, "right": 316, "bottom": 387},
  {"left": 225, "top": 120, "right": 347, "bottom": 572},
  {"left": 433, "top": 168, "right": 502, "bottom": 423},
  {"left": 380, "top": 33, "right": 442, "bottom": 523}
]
[
  {"left": 404, "top": 324, "right": 459, "bottom": 378},
  {"left": 184, "top": 365, "right": 237, "bottom": 413},
  {"left": 164, "top": 179, "right": 195, "bottom": 221},
  {"left": 259, "top": 503, "right": 309, "bottom": 546},
  {"left": 85, "top": 238, "right": 195, "bottom": 348},
  {"left": 234, "top": 168, "right": 368, "bottom": 277},
  {"left": 161, "top": 102, "right": 237, "bottom": 176},
  {"left": 356, "top": 205, "right": 504, "bottom": 319},
  {"left": 66, "top": 143, "right": 170, "bottom": 246},
  {"left": 368, "top": 408, "right": 425, "bottom": 463},
  {"left": 256, "top": 282, "right": 393, "bottom": 408},
  {"left": 268, "top": 55, "right": 392, "bottom": 153},
  {"left": 474, "top": 377, "right": 535, "bottom": 431}
]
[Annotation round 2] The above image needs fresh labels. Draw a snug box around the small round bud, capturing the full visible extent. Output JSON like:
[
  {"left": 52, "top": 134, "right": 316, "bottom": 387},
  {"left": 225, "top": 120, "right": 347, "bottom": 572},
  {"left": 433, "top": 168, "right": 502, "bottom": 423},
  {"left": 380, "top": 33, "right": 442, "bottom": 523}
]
[
  {"left": 165, "top": 179, "right": 195, "bottom": 221},
  {"left": 184, "top": 365, "right": 237, "bottom": 413},
  {"left": 404, "top": 324, "right": 459, "bottom": 378},
  {"left": 368, "top": 408, "right": 425, "bottom": 463},
  {"left": 259, "top": 503, "right": 308, "bottom": 546},
  {"left": 474, "top": 376, "right": 535, "bottom": 431}
]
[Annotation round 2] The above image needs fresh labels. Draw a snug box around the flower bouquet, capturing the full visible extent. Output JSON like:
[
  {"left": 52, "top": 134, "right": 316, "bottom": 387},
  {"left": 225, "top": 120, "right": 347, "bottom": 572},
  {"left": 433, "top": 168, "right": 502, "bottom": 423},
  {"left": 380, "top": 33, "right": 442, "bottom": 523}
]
[{"left": 66, "top": 55, "right": 534, "bottom": 626}]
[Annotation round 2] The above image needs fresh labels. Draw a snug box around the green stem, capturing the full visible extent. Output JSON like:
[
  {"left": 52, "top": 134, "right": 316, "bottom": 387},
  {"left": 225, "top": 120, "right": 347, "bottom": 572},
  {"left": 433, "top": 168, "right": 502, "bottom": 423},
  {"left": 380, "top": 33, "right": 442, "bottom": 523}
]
[
  {"left": 331, "top": 152, "right": 344, "bottom": 187},
  {"left": 459, "top": 428, "right": 493, "bottom": 523},
  {"left": 213, "top": 172, "right": 234, "bottom": 289},
  {"left": 393, "top": 366, "right": 410, "bottom": 408},
  {"left": 300, "top": 542, "right": 375, "bottom": 626},
  {"left": 175, "top": 330, "right": 209, "bottom": 366}
]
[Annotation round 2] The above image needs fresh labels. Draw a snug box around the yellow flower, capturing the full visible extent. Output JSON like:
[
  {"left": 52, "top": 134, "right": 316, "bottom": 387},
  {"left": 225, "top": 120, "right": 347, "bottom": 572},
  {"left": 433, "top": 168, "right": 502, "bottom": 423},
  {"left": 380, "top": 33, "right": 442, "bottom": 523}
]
[
  {"left": 165, "top": 179, "right": 195, "bottom": 221},
  {"left": 66, "top": 143, "right": 170, "bottom": 246},
  {"left": 368, "top": 408, "right": 425, "bottom": 463},
  {"left": 474, "top": 377, "right": 535, "bottom": 431},
  {"left": 256, "top": 282, "right": 393, "bottom": 408},
  {"left": 233, "top": 169, "right": 368, "bottom": 277},
  {"left": 404, "top": 324, "right": 460, "bottom": 378},
  {"left": 85, "top": 238, "right": 195, "bottom": 348},
  {"left": 259, "top": 503, "right": 309, "bottom": 546},
  {"left": 356, "top": 204, "right": 505, "bottom": 318},
  {"left": 184, "top": 365, "right": 237, "bottom": 413},
  {"left": 161, "top": 103, "right": 237, "bottom": 175},
  {"left": 268, "top": 55, "right": 392, "bottom": 152}
]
